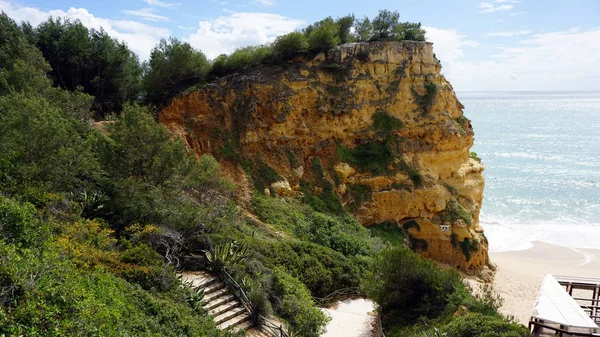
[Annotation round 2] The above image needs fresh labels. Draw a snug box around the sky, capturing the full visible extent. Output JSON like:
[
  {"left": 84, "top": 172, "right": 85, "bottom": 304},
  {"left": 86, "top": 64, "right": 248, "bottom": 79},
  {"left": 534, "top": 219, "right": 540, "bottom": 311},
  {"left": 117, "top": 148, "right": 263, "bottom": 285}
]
[{"left": 1, "top": 0, "right": 599, "bottom": 91}]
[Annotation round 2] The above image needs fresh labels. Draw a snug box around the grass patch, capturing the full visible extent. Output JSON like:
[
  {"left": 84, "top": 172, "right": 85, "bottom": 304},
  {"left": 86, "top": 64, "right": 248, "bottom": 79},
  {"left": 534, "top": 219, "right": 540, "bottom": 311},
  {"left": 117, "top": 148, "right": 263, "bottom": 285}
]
[
  {"left": 373, "top": 110, "right": 404, "bottom": 137},
  {"left": 440, "top": 199, "right": 473, "bottom": 226},
  {"left": 469, "top": 152, "right": 481, "bottom": 163},
  {"left": 300, "top": 181, "right": 344, "bottom": 215},
  {"left": 252, "top": 193, "right": 309, "bottom": 235},
  {"left": 337, "top": 141, "right": 395, "bottom": 175},
  {"left": 242, "top": 158, "right": 281, "bottom": 192}
]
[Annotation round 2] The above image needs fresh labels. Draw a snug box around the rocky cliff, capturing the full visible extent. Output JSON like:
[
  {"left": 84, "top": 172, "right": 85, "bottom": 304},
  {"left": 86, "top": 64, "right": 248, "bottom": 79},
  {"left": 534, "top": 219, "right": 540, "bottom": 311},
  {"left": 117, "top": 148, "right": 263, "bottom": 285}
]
[{"left": 159, "top": 41, "right": 488, "bottom": 272}]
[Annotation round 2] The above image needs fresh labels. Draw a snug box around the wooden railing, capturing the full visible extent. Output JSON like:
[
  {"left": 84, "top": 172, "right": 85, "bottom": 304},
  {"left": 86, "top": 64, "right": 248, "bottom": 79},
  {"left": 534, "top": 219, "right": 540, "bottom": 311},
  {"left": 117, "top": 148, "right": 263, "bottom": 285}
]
[
  {"left": 313, "top": 287, "right": 364, "bottom": 307},
  {"left": 219, "top": 269, "right": 290, "bottom": 337}
]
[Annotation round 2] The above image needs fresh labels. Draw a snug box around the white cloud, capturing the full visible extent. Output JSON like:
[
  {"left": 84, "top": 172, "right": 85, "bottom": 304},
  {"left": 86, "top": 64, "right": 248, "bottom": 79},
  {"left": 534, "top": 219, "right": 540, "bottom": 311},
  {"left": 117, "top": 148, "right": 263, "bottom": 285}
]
[
  {"left": 426, "top": 26, "right": 600, "bottom": 91},
  {"left": 251, "top": 0, "right": 276, "bottom": 6},
  {"left": 425, "top": 26, "right": 480, "bottom": 66},
  {"left": 479, "top": 2, "right": 513, "bottom": 13},
  {"left": 509, "top": 11, "right": 526, "bottom": 16},
  {"left": 487, "top": 30, "right": 531, "bottom": 37},
  {"left": 0, "top": 0, "right": 170, "bottom": 60},
  {"left": 122, "top": 8, "right": 170, "bottom": 22},
  {"left": 185, "top": 12, "right": 302, "bottom": 59},
  {"left": 494, "top": 0, "right": 520, "bottom": 3},
  {"left": 144, "top": 0, "right": 179, "bottom": 8}
]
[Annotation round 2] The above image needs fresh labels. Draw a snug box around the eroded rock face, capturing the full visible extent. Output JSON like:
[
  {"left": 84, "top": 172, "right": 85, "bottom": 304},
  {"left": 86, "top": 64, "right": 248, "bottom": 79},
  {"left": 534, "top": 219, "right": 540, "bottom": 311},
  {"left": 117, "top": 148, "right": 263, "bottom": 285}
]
[{"left": 159, "top": 41, "right": 488, "bottom": 272}]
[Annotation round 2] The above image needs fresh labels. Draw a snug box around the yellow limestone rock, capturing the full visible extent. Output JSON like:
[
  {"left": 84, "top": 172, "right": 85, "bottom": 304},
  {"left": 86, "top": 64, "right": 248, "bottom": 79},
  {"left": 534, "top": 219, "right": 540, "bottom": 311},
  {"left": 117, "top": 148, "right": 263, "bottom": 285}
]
[{"left": 159, "top": 41, "right": 488, "bottom": 272}]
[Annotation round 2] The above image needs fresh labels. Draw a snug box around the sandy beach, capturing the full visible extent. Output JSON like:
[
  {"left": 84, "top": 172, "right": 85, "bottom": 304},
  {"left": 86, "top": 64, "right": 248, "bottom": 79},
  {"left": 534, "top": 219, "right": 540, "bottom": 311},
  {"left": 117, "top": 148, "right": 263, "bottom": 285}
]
[{"left": 490, "top": 241, "right": 600, "bottom": 324}]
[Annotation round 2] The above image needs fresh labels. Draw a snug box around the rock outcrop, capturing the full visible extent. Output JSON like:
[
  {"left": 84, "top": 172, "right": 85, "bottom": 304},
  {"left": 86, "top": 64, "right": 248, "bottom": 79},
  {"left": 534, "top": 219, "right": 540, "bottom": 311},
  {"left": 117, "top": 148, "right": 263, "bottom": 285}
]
[{"left": 159, "top": 41, "right": 488, "bottom": 272}]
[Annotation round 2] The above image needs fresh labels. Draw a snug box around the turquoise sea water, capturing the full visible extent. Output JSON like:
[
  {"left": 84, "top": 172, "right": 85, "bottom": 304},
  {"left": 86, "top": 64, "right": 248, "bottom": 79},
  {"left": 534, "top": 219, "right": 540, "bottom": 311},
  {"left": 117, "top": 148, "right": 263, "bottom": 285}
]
[{"left": 458, "top": 92, "right": 600, "bottom": 252}]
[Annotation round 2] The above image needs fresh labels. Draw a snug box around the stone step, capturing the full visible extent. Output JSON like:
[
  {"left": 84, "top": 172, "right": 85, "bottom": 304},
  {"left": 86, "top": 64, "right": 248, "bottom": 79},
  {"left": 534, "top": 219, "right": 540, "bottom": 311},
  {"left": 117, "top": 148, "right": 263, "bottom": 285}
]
[
  {"left": 203, "top": 281, "right": 226, "bottom": 295},
  {"left": 204, "top": 288, "right": 230, "bottom": 302},
  {"left": 217, "top": 312, "right": 250, "bottom": 331},
  {"left": 235, "top": 321, "right": 254, "bottom": 334},
  {"left": 213, "top": 306, "right": 246, "bottom": 325},
  {"left": 196, "top": 276, "right": 219, "bottom": 291},
  {"left": 204, "top": 294, "right": 236, "bottom": 311},
  {"left": 208, "top": 299, "right": 241, "bottom": 317},
  {"left": 181, "top": 271, "right": 217, "bottom": 289}
]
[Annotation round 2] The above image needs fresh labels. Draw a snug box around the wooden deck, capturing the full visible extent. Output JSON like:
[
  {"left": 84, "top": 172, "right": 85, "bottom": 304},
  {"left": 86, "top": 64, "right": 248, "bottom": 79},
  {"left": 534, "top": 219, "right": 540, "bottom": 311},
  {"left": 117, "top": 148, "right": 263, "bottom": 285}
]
[
  {"left": 529, "top": 275, "right": 600, "bottom": 337},
  {"left": 555, "top": 275, "right": 600, "bottom": 325}
]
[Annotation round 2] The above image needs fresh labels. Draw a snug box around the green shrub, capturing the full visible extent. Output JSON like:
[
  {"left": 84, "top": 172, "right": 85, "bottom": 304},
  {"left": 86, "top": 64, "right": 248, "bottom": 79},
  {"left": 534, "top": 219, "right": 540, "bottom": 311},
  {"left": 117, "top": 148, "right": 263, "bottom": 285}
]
[
  {"left": 271, "top": 267, "right": 330, "bottom": 337},
  {"left": 0, "top": 92, "right": 98, "bottom": 205},
  {"left": 356, "top": 49, "right": 370, "bottom": 62},
  {"left": 300, "top": 181, "right": 345, "bottom": 215},
  {"left": 307, "top": 213, "right": 372, "bottom": 256},
  {"left": 272, "top": 32, "right": 309, "bottom": 60},
  {"left": 362, "top": 247, "right": 462, "bottom": 325},
  {"left": 368, "top": 222, "right": 405, "bottom": 247},
  {"left": 0, "top": 196, "right": 49, "bottom": 248},
  {"left": 258, "top": 240, "right": 365, "bottom": 298},
  {"left": 120, "top": 243, "right": 164, "bottom": 266},
  {"left": 444, "top": 313, "right": 530, "bottom": 337},
  {"left": 460, "top": 239, "right": 479, "bottom": 261},
  {"left": 0, "top": 238, "right": 226, "bottom": 337}
]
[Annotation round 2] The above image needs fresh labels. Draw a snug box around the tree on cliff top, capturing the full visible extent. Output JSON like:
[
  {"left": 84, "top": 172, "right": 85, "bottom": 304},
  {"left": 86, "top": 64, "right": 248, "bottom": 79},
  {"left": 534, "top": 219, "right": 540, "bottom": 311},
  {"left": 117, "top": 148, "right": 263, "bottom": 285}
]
[
  {"left": 272, "top": 32, "right": 309, "bottom": 60},
  {"left": 372, "top": 9, "right": 400, "bottom": 40},
  {"left": 369, "top": 10, "right": 426, "bottom": 42},
  {"left": 306, "top": 17, "right": 341, "bottom": 53},
  {"left": 142, "top": 38, "right": 210, "bottom": 108}
]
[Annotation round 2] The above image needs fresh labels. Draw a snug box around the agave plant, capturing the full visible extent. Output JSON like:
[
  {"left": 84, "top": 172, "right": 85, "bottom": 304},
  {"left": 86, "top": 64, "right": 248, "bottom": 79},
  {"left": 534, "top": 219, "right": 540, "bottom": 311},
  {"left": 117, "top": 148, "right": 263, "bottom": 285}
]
[
  {"left": 203, "top": 240, "right": 252, "bottom": 272},
  {"left": 180, "top": 277, "right": 207, "bottom": 314}
]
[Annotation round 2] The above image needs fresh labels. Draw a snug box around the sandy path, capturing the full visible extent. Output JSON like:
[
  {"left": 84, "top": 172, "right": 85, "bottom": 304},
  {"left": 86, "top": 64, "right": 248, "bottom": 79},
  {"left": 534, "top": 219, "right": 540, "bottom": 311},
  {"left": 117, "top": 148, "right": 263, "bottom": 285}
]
[{"left": 321, "top": 298, "right": 377, "bottom": 337}]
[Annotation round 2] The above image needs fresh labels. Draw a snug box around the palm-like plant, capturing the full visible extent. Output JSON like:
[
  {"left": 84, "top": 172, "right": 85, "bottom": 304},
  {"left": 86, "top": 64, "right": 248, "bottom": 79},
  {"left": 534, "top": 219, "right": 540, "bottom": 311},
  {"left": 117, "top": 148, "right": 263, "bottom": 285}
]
[{"left": 204, "top": 240, "right": 252, "bottom": 272}]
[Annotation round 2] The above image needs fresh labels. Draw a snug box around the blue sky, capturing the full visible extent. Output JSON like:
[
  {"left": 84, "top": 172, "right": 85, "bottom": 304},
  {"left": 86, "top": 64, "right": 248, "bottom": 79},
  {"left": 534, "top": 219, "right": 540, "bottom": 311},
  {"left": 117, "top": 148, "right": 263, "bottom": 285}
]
[{"left": 1, "top": 0, "right": 599, "bottom": 91}]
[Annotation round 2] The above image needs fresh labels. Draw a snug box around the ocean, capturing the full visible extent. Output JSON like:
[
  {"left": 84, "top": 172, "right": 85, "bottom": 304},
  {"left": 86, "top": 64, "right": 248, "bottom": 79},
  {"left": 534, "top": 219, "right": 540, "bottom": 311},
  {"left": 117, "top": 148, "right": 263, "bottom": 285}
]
[{"left": 458, "top": 91, "right": 600, "bottom": 253}]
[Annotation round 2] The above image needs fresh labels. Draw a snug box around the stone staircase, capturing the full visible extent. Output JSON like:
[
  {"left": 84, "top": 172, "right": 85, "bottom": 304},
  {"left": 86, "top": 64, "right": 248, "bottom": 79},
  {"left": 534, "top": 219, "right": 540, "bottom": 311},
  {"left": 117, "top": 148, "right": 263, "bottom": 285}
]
[{"left": 183, "top": 271, "right": 256, "bottom": 332}]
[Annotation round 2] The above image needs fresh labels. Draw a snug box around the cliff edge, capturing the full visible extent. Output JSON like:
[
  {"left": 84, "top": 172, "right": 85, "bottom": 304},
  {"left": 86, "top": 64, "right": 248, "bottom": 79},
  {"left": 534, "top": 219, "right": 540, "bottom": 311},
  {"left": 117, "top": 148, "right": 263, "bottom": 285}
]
[{"left": 159, "top": 41, "right": 488, "bottom": 272}]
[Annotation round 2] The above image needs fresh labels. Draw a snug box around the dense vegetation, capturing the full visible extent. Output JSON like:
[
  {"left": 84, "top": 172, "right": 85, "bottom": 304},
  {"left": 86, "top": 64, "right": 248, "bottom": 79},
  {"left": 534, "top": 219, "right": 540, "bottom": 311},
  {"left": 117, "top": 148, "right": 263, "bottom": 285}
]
[{"left": 0, "top": 9, "right": 528, "bottom": 337}]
